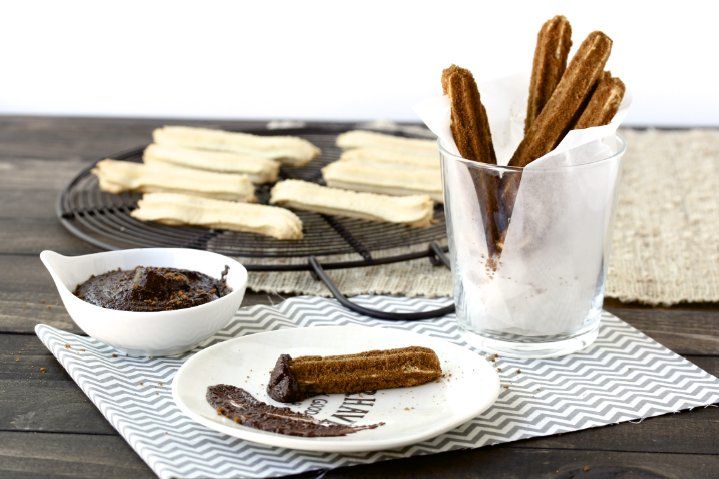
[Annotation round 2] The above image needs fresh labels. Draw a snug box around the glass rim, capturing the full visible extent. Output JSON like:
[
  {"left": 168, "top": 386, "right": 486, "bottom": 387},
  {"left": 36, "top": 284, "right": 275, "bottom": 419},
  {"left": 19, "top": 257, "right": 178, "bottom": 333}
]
[{"left": 438, "top": 133, "right": 626, "bottom": 173}]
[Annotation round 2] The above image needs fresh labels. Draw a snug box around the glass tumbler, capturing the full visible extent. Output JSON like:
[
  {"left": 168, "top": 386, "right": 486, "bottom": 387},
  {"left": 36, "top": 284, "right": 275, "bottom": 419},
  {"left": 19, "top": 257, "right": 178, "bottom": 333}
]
[{"left": 440, "top": 135, "right": 626, "bottom": 358}]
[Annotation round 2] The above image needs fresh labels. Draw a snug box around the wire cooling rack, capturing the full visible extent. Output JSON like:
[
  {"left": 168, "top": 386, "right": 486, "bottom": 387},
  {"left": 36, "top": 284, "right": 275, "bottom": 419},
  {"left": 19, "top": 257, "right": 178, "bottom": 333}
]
[{"left": 57, "top": 123, "right": 453, "bottom": 319}]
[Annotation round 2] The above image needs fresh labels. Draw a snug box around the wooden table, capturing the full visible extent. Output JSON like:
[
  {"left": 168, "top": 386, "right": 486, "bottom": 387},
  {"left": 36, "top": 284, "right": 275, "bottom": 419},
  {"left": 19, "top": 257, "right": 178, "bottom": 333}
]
[{"left": 1, "top": 116, "right": 717, "bottom": 479}]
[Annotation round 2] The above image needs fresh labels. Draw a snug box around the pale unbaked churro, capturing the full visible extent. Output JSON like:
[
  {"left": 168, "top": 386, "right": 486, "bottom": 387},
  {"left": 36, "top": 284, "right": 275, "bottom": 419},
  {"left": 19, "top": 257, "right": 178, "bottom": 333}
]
[
  {"left": 153, "top": 126, "right": 321, "bottom": 166},
  {"left": 92, "top": 159, "right": 256, "bottom": 202},
  {"left": 131, "top": 192, "right": 303, "bottom": 240},
  {"left": 336, "top": 130, "right": 436, "bottom": 156},
  {"left": 143, "top": 143, "right": 279, "bottom": 184},
  {"left": 339, "top": 148, "right": 439, "bottom": 170},
  {"left": 322, "top": 160, "right": 443, "bottom": 202},
  {"left": 270, "top": 180, "right": 434, "bottom": 227}
]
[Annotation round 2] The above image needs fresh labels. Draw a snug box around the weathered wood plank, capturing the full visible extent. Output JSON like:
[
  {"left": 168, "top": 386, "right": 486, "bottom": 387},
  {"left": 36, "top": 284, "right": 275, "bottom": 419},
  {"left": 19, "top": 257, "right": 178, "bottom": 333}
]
[
  {"left": 2, "top": 331, "right": 718, "bottom": 454},
  {"left": 0, "top": 431, "right": 154, "bottom": 479},
  {"left": 0, "top": 218, "right": 98, "bottom": 255},
  {"left": 0, "top": 253, "right": 289, "bottom": 333},
  {"left": 322, "top": 447, "right": 719, "bottom": 479},
  {"left": 1, "top": 253, "right": 716, "bottom": 354},
  {"left": 605, "top": 300, "right": 719, "bottom": 355},
  {"left": 0, "top": 116, "right": 267, "bottom": 162},
  {"left": 0, "top": 380, "right": 115, "bottom": 435},
  {"left": 2, "top": 429, "right": 718, "bottom": 479}
]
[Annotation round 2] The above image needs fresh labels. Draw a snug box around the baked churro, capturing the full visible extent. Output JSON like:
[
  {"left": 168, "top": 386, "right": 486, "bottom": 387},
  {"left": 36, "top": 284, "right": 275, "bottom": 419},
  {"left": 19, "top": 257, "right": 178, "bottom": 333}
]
[
  {"left": 270, "top": 180, "right": 434, "bottom": 227},
  {"left": 131, "top": 192, "right": 303, "bottom": 240},
  {"left": 442, "top": 65, "right": 503, "bottom": 258},
  {"left": 500, "top": 31, "right": 613, "bottom": 219},
  {"left": 525, "top": 15, "right": 573, "bottom": 132},
  {"left": 575, "top": 72, "right": 626, "bottom": 129},
  {"left": 509, "top": 31, "right": 613, "bottom": 168},
  {"left": 442, "top": 65, "right": 497, "bottom": 165},
  {"left": 267, "top": 346, "right": 442, "bottom": 403}
]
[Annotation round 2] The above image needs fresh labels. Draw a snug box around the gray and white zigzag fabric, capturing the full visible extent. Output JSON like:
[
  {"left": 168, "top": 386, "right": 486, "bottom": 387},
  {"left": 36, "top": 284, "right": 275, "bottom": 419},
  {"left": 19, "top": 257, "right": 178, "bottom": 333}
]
[{"left": 36, "top": 296, "right": 719, "bottom": 479}]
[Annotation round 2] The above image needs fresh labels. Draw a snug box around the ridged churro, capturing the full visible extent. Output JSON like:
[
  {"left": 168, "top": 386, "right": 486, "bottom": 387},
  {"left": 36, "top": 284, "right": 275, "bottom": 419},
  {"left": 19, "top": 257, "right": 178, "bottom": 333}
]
[
  {"left": 92, "top": 159, "right": 256, "bottom": 202},
  {"left": 336, "top": 130, "right": 436, "bottom": 156},
  {"left": 270, "top": 180, "right": 434, "bottom": 227},
  {"left": 153, "top": 126, "right": 320, "bottom": 166},
  {"left": 442, "top": 65, "right": 497, "bottom": 165},
  {"left": 501, "top": 31, "right": 613, "bottom": 220},
  {"left": 143, "top": 143, "right": 279, "bottom": 184},
  {"left": 575, "top": 72, "right": 626, "bottom": 129},
  {"left": 509, "top": 31, "right": 613, "bottom": 168},
  {"left": 267, "top": 346, "right": 442, "bottom": 403},
  {"left": 131, "top": 192, "right": 303, "bottom": 240},
  {"left": 322, "top": 159, "right": 443, "bottom": 202},
  {"left": 339, "top": 148, "right": 439, "bottom": 170},
  {"left": 442, "top": 65, "right": 503, "bottom": 258},
  {"left": 525, "top": 15, "right": 573, "bottom": 132}
]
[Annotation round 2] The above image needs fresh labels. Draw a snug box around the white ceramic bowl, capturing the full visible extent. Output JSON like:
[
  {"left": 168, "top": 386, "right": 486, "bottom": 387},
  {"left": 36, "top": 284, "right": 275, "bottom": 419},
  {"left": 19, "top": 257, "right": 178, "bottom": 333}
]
[{"left": 40, "top": 248, "right": 247, "bottom": 356}]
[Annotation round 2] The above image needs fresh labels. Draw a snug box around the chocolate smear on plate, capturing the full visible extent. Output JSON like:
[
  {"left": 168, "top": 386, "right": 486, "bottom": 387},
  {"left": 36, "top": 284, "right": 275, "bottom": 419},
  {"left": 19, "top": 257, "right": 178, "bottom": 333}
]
[{"left": 206, "top": 384, "right": 382, "bottom": 437}]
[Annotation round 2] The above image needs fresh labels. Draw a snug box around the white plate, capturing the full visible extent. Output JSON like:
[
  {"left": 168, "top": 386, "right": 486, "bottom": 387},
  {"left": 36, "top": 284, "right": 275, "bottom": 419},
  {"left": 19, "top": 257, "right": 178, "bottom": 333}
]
[{"left": 172, "top": 325, "right": 499, "bottom": 452}]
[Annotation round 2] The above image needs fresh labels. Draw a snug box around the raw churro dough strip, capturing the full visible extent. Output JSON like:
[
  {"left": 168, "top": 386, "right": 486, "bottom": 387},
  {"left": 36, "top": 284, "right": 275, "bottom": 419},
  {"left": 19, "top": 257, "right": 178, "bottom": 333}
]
[
  {"left": 575, "top": 72, "right": 626, "bottom": 129},
  {"left": 525, "top": 15, "right": 573, "bottom": 132},
  {"left": 153, "top": 126, "right": 321, "bottom": 166},
  {"left": 92, "top": 159, "right": 256, "bottom": 202},
  {"left": 143, "top": 143, "right": 279, "bottom": 184},
  {"left": 131, "top": 193, "right": 303, "bottom": 240},
  {"left": 339, "top": 148, "right": 439, "bottom": 170},
  {"left": 270, "top": 180, "right": 434, "bottom": 227},
  {"left": 322, "top": 160, "right": 443, "bottom": 202},
  {"left": 442, "top": 65, "right": 503, "bottom": 259},
  {"left": 502, "top": 31, "right": 613, "bottom": 220},
  {"left": 336, "top": 130, "right": 436, "bottom": 156},
  {"left": 267, "top": 346, "right": 442, "bottom": 403}
]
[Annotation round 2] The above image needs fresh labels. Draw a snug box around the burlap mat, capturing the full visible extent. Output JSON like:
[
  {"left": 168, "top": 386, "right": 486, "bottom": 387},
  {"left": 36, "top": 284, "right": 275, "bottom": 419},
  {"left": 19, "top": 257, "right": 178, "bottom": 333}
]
[{"left": 247, "top": 129, "right": 719, "bottom": 305}]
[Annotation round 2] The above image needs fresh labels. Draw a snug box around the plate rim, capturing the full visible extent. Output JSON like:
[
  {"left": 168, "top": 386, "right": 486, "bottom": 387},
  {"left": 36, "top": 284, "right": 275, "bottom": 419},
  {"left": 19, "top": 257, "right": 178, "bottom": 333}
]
[{"left": 172, "top": 325, "right": 500, "bottom": 452}]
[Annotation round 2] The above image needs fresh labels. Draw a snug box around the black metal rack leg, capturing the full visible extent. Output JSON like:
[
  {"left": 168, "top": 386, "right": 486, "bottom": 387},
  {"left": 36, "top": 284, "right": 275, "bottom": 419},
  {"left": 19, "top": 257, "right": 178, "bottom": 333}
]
[{"left": 307, "top": 242, "right": 455, "bottom": 320}]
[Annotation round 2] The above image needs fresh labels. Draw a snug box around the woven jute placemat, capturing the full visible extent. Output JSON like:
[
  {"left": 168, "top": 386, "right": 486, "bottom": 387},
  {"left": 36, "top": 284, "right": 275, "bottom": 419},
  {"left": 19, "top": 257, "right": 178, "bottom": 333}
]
[{"left": 246, "top": 129, "right": 719, "bottom": 305}]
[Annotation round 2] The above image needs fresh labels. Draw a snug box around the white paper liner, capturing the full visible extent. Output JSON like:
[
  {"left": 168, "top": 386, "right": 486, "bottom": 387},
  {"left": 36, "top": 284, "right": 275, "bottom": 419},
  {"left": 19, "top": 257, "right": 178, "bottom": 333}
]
[{"left": 416, "top": 72, "right": 631, "bottom": 336}]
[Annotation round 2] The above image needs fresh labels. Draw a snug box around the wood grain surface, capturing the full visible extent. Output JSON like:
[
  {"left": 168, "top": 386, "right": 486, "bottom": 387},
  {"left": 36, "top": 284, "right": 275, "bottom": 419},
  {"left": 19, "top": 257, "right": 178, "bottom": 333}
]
[{"left": 0, "top": 116, "right": 716, "bottom": 479}]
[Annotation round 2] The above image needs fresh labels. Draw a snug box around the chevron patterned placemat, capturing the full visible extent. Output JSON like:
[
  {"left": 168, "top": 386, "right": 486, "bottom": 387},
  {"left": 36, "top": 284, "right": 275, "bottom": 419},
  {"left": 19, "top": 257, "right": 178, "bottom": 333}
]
[{"left": 36, "top": 296, "right": 719, "bottom": 479}]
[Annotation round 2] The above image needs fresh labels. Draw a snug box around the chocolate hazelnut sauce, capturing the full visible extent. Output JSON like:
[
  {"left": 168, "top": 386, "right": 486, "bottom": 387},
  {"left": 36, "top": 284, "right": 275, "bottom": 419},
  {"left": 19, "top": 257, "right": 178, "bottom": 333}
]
[
  {"left": 206, "top": 384, "right": 382, "bottom": 437},
  {"left": 74, "top": 266, "right": 230, "bottom": 312}
]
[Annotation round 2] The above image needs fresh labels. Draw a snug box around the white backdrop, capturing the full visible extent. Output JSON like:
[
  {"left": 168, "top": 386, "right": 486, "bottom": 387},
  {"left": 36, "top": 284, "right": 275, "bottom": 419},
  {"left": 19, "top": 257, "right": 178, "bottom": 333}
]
[{"left": 1, "top": 1, "right": 716, "bottom": 126}]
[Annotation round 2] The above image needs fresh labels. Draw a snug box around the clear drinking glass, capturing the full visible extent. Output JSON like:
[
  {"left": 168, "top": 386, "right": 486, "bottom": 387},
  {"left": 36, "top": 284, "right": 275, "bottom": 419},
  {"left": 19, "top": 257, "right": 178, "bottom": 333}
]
[{"left": 440, "top": 135, "right": 626, "bottom": 358}]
